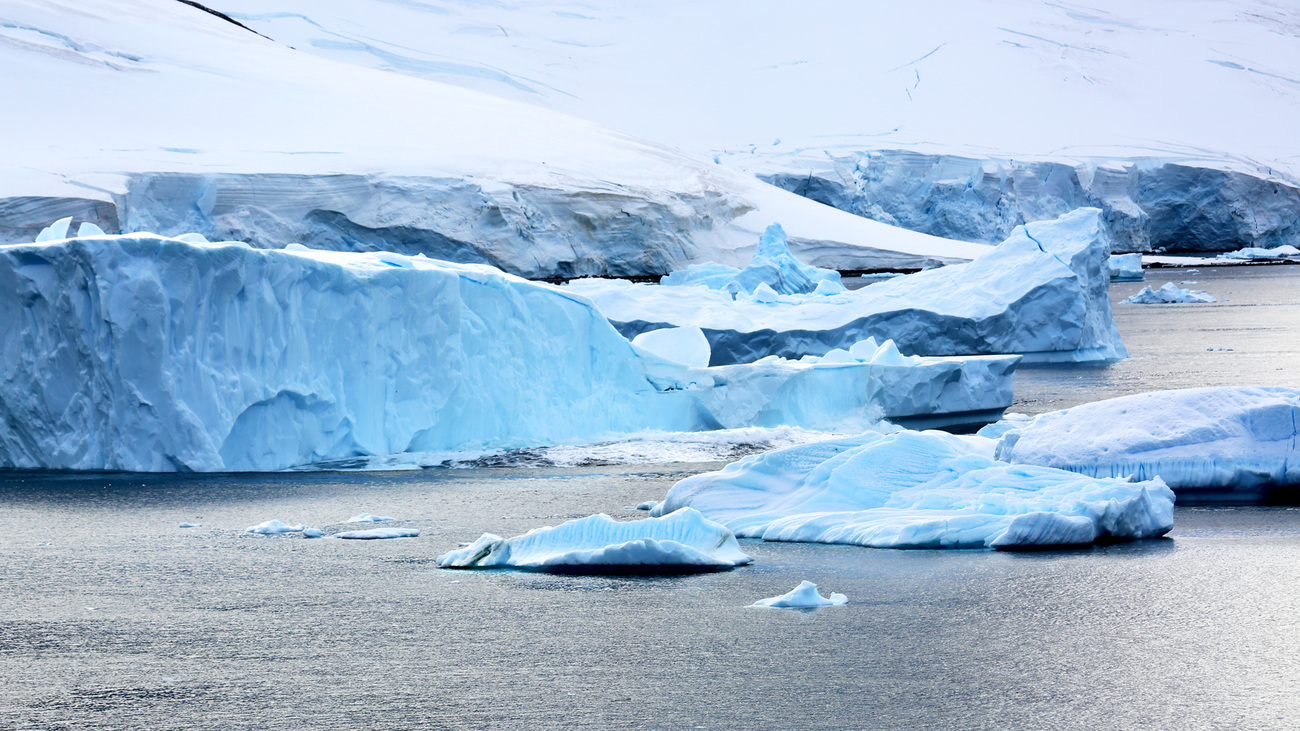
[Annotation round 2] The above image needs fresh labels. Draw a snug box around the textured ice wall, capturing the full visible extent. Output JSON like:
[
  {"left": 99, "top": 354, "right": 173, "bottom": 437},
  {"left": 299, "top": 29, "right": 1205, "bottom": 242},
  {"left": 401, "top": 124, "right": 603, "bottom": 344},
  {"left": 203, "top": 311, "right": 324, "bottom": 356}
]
[
  {"left": 0, "top": 234, "right": 1015, "bottom": 472},
  {"left": 998, "top": 388, "right": 1300, "bottom": 496},
  {"left": 765, "top": 152, "right": 1300, "bottom": 254},
  {"left": 571, "top": 208, "right": 1126, "bottom": 364},
  {"left": 652, "top": 430, "right": 1175, "bottom": 549}
]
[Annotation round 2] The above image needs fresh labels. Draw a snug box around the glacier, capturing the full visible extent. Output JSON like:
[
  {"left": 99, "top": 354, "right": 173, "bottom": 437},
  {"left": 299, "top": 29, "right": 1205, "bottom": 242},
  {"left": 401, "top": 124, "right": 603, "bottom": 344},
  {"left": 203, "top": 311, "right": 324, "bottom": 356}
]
[
  {"left": 1123, "top": 283, "right": 1217, "bottom": 304},
  {"left": 650, "top": 429, "right": 1175, "bottom": 550},
  {"left": 750, "top": 581, "right": 847, "bottom": 609},
  {"left": 435, "top": 508, "right": 753, "bottom": 570},
  {"left": 1108, "top": 253, "right": 1145, "bottom": 282},
  {"left": 996, "top": 388, "right": 1300, "bottom": 500},
  {"left": 568, "top": 208, "right": 1126, "bottom": 365},
  {"left": 0, "top": 232, "right": 1015, "bottom": 472}
]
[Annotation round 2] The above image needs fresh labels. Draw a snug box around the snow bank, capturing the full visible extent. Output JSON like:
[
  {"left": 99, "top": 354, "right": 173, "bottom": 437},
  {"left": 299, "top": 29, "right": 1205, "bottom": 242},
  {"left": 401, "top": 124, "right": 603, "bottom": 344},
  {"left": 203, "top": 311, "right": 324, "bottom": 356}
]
[
  {"left": 436, "top": 508, "right": 752, "bottom": 569},
  {"left": 1109, "top": 253, "right": 1145, "bottom": 281},
  {"left": 652, "top": 429, "right": 1174, "bottom": 549},
  {"left": 661, "top": 223, "right": 843, "bottom": 295},
  {"left": 750, "top": 581, "right": 847, "bottom": 608},
  {"left": 997, "top": 388, "right": 1300, "bottom": 496},
  {"left": 1123, "top": 283, "right": 1217, "bottom": 304},
  {"left": 0, "top": 234, "right": 1016, "bottom": 471},
  {"left": 1218, "top": 245, "right": 1300, "bottom": 260},
  {"left": 570, "top": 208, "right": 1126, "bottom": 364},
  {"left": 336, "top": 527, "right": 420, "bottom": 539}
]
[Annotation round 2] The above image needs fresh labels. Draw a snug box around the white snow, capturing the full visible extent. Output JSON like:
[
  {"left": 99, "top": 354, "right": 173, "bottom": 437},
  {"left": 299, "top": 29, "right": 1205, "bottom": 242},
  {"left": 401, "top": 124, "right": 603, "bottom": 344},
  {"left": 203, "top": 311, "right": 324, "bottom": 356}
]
[
  {"left": 651, "top": 429, "right": 1174, "bottom": 549},
  {"left": 246, "top": 520, "right": 304, "bottom": 535},
  {"left": 1218, "top": 245, "right": 1300, "bottom": 260},
  {"left": 436, "top": 508, "right": 752, "bottom": 569},
  {"left": 631, "top": 327, "right": 711, "bottom": 369},
  {"left": 569, "top": 208, "right": 1126, "bottom": 364},
  {"left": 347, "top": 514, "right": 395, "bottom": 523},
  {"left": 997, "top": 388, "right": 1300, "bottom": 493},
  {"left": 750, "top": 581, "right": 847, "bottom": 609},
  {"left": 1123, "top": 283, "right": 1218, "bottom": 304},
  {"left": 0, "top": 234, "right": 1016, "bottom": 471},
  {"left": 1108, "top": 253, "right": 1145, "bottom": 281},
  {"left": 336, "top": 527, "right": 420, "bottom": 540}
]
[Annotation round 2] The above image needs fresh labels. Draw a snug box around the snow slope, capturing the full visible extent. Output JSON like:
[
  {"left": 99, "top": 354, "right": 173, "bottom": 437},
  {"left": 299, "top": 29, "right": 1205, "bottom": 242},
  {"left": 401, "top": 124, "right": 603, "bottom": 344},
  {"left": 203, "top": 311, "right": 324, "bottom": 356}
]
[{"left": 0, "top": 0, "right": 985, "bottom": 275}]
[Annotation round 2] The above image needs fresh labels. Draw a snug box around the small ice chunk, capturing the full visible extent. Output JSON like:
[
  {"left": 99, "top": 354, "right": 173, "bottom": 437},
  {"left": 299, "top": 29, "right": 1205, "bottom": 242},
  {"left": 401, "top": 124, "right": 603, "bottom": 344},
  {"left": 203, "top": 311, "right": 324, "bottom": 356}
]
[
  {"left": 818, "top": 348, "right": 854, "bottom": 365},
  {"left": 631, "top": 326, "right": 711, "bottom": 368},
  {"left": 751, "top": 282, "right": 779, "bottom": 303},
  {"left": 173, "top": 233, "right": 209, "bottom": 244},
  {"left": 246, "top": 520, "right": 304, "bottom": 534},
  {"left": 302, "top": 527, "right": 323, "bottom": 538},
  {"left": 76, "top": 222, "right": 106, "bottom": 237},
  {"left": 750, "top": 581, "right": 847, "bottom": 608},
  {"left": 1180, "top": 281, "right": 1198, "bottom": 285},
  {"left": 813, "top": 278, "right": 846, "bottom": 295},
  {"left": 848, "top": 337, "right": 880, "bottom": 361},
  {"left": 348, "top": 513, "right": 395, "bottom": 523},
  {"left": 178, "top": 522, "right": 201, "bottom": 528},
  {"left": 336, "top": 527, "right": 421, "bottom": 539},
  {"left": 636, "top": 501, "right": 659, "bottom": 511},
  {"left": 1123, "top": 283, "right": 1217, "bottom": 304},
  {"left": 36, "top": 217, "right": 72, "bottom": 242}
]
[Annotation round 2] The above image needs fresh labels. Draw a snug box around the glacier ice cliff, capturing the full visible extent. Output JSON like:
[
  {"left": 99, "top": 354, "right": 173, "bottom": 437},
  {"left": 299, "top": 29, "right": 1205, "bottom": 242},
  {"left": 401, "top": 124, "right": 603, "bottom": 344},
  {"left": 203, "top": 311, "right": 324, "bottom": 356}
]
[
  {"left": 997, "top": 388, "right": 1300, "bottom": 500},
  {"left": 569, "top": 208, "right": 1126, "bottom": 365},
  {"left": 436, "top": 508, "right": 752, "bottom": 570},
  {"left": 651, "top": 429, "right": 1175, "bottom": 550},
  {"left": 0, "top": 233, "right": 1014, "bottom": 472}
]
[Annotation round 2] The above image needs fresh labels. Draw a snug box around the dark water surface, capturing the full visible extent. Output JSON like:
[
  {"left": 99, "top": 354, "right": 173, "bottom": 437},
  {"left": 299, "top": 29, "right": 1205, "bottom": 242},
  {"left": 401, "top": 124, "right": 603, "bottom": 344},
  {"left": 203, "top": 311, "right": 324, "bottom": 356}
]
[{"left": 3, "top": 265, "right": 1299, "bottom": 729}]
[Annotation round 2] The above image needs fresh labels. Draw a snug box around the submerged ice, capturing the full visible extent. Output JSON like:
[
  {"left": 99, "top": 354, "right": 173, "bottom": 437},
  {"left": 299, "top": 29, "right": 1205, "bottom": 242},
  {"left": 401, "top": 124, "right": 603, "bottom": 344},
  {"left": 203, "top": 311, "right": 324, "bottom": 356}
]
[
  {"left": 651, "top": 429, "right": 1174, "bottom": 549},
  {"left": 436, "top": 508, "right": 753, "bottom": 569}
]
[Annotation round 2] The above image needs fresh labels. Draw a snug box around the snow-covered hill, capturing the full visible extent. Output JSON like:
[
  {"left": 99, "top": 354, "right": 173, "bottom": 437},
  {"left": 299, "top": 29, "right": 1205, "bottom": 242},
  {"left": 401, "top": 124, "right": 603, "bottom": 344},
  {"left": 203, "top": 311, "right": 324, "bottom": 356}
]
[
  {"left": 0, "top": 0, "right": 985, "bottom": 276},
  {"left": 218, "top": 0, "right": 1300, "bottom": 251}
]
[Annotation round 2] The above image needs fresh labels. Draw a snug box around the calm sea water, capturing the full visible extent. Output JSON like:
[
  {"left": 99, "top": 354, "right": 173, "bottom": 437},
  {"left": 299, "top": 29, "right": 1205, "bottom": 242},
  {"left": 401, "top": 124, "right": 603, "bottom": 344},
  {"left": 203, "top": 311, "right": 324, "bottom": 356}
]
[{"left": 2, "top": 265, "right": 1298, "bottom": 729}]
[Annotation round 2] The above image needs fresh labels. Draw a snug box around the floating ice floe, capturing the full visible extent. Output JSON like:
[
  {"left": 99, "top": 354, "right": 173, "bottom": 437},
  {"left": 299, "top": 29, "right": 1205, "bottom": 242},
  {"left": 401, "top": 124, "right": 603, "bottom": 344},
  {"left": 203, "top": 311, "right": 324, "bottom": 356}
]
[
  {"left": 1122, "top": 282, "right": 1217, "bottom": 304},
  {"left": 996, "top": 387, "right": 1300, "bottom": 499},
  {"left": 246, "top": 520, "right": 305, "bottom": 535},
  {"left": 436, "top": 508, "right": 752, "bottom": 570},
  {"left": 178, "top": 522, "right": 202, "bottom": 528},
  {"left": 348, "top": 513, "right": 395, "bottom": 523},
  {"left": 661, "top": 223, "right": 844, "bottom": 296},
  {"left": 651, "top": 429, "right": 1174, "bottom": 549},
  {"left": 336, "top": 527, "right": 420, "bottom": 539},
  {"left": 568, "top": 208, "right": 1126, "bottom": 364},
  {"left": 303, "top": 528, "right": 323, "bottom": 538},
  {"left": 1108, "top": 253, "right": 1145, "bottom": 281},
  {"left": 750, "top": 581, "right": 847, "bottom": 608},
  {"left": 1218, "top": 245, "right": 1300, "bottom": 260},
  {"left": 0, "top": 234, "right": 1015, "bottom": 471}
]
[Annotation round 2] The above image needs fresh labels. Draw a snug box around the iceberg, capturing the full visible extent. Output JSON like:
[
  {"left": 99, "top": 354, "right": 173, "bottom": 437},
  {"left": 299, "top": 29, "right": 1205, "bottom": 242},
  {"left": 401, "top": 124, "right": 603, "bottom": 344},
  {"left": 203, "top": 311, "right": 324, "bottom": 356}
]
[
  {"left": 1123, "top": 282, "right": 1217, "bottom": 304},
  {"left": 246, "top": 520, "right": 305, "bottom": 535},
  {"left": 1218, "top": 245, "right": 1300, "bottom": 260},
  {"left": 997, "top": 388, "right": 1300, "bottom": 499},
  {"left": 661, "top": 223, "right": 844, "bottom": 296},
  {"left": 568, "top": 209, "right": 1126, "bottom": 364},
  {"left": 436, "top": 508, "right": 752, "bottom": 570},
  {"left": 1108, "top": 253, "right": 1145, "bottom": 281},
  {"left": 336, "top": 527, "right": 420, "bottom": 540},
  {"left": 651, "top": 429, "right": 1174, "bottom": 549},
  {"left": 750, "top": 581, "right": 847, "bottom": 609},
  {"left": 0, "top": 234, "right": 1016, "bottom": 471}
]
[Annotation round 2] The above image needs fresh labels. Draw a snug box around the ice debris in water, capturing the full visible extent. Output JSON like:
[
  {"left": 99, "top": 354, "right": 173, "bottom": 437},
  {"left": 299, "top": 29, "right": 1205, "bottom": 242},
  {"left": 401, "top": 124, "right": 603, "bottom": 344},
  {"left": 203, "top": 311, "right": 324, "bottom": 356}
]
[
  {"left": 750, "top": 581, "right": 847, "bottom": 609},
  {"left": 178, "top": 522, "right": 201, "bottom": 528},
  {"left": 436, "top": 508, "right": 752, "bottom": 569},
  {"left": 631, "top": 326, "right": 711, "bottom": 368},
  {"left": 1108, "top": 253, "right": 1144, "bottom": 281},
  {"left": 303, "top": 528, "right": 323, "bottom": 538},
  {"left": 348, "top": 513, "right": 395, "bottom": 523},
  {"left": 1218, "top": 245, "right": 1300, "bottom": 260},
  {"left": 996, "top": 387, "right": 1300, "bottom": 494},
  {"left": 246, "top": 520, "right": 305, "bottom": 535},
  {"left": 1123, "top": 282, "right": 1217, "bottom": 304},
  {"left": 336, "top": 527, "right": 420, "bottom": 539},
  {"left": 651, "top": 429, "right": 1174, "bottom": 549},
  {"left": 661, "top": 223, "right": 844, "bottom": 296}
]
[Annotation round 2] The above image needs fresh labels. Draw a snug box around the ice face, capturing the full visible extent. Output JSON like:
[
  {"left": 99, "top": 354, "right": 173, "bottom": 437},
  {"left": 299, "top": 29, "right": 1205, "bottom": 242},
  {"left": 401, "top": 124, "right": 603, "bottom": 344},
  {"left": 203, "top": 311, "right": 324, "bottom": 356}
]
[
  {"left": 435, "top": 508, "right": 753, "bottom": 569},
  {"left": 0, "top": 233, "right": 1017, "bottom": 471},
  {"left": 651, "top": 429, "right": 1174, "bottom": 550},
  {"left": 569, "top": 208, "right": 1127, "bottom": 364},
  {"left": 1122, "top": 282, "right": 1217, "bottom": 304},
  {"left": 997, "top": 387, "right": 1300, "bottom": 495},
  {"left": 750, "top": 581, "right": 847, "bottom": 608}
]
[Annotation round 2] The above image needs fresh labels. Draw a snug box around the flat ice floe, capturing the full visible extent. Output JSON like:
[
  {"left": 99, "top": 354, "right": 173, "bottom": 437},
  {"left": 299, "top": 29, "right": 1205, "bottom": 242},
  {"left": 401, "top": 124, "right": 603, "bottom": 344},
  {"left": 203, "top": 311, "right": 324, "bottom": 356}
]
[
  {"left": 997, "top": 388, "right": 1300, "bottom": 498},
  {"left": 336, "top": 528, "right": 420, "bottom": 540},
  {"left": 0, "top": 234, "right": 1013, "bottom": 471},
  {"left": 568, "top": 208, "right": 1126, "bottom": 364},
  {"left": 246, "top": 520, "right": 305, "bottom": 535},
  {"left": 437, "top": 508, "right": 752, "bottom": 570},
  {"left": 750, "top": 581, "right": 847, "bottom": 609},
  {"left": 1123, "top": 282, "right": 1217, "bottom": 304},
  {"left": 651, "top": 429, "right": 1174, "bottom": 549},
  {"left": 347, "top": 514, "right": 395, "bottom": 523}
]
